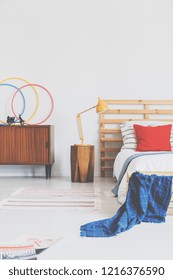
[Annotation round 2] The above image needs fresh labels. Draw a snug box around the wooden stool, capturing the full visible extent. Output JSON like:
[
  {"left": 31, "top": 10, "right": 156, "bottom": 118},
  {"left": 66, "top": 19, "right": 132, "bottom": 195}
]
[{"left": 70, "top": 145, "right": 94, "bottom": 182}]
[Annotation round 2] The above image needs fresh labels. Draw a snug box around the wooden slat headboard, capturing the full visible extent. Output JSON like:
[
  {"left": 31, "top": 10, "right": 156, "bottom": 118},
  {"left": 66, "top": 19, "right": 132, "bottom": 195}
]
[{"left": 99, "top": 100, "right": 173, "bottom": 177}]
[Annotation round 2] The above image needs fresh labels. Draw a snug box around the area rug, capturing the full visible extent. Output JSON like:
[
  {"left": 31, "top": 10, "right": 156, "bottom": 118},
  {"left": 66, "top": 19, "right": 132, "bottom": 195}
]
[
  {"left": 11, "top": 187, "right": 100, "bottom": 198},
  {"left": 0, "top": 187, "right": 100, "bottom": 210},
  {"left": 167, "top": 201, "right": 173, "bottom": 215},
  {"left": 0, "top": 198, "right": 98, "bottom": 210}
]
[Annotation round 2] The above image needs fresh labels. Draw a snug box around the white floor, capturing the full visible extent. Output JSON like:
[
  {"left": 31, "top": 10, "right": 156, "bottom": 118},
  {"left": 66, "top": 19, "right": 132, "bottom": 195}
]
[{"left": 0, "top": 176, "right": 173, "bottom": 260}]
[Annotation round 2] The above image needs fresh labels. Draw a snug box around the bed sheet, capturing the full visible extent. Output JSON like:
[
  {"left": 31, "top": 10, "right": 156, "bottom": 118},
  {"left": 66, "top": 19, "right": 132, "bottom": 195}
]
[{"left": 113, "top": 150, "right": 173, "bottom": 204}]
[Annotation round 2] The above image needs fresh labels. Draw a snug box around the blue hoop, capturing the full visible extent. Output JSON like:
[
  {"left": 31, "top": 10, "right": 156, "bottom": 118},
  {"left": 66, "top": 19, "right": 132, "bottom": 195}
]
[{"left": 0, "top": 83, "right": 26, "bottom": 122}]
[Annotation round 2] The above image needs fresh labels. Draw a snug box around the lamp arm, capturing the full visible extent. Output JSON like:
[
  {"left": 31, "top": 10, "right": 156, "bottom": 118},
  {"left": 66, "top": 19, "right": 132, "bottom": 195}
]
[
  {"left": 77, "top": 105, "right": 96, "bottom": 116},
  {"left": 76, "top": 114, "right": 84, "bottom": 145},
  {"left": 76, "top": 105, "right": 96, "bottom": 145},
  {"left": 76, "top": 98, "right": 109, "bottom": 145}
]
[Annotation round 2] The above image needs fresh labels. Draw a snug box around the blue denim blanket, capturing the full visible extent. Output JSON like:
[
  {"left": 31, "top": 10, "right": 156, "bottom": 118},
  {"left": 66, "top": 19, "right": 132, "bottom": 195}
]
[
  {"left": 112, "top": 152, "right": 173, "bottom": 196},
  {"left": 80, "top": 172, "right": 172, "bottom": 237}
]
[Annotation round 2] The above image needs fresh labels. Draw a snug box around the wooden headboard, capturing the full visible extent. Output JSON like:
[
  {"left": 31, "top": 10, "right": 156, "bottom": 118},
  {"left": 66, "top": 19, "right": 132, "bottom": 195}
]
[{"left": 99, "top": 100, "right": 173, "bottom": 177}]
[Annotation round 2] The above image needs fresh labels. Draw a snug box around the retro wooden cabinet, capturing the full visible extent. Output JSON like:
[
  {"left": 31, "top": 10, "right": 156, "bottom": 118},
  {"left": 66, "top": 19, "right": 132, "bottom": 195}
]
[{"left": 0, "top": 125, "right": 54, "bottom": 178}]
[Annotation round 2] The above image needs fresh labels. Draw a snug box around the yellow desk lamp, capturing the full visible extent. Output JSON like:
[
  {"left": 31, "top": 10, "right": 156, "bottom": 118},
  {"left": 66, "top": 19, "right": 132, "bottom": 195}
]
[{"left": 76, "top": 97, "right": 109, "bottom": 145}]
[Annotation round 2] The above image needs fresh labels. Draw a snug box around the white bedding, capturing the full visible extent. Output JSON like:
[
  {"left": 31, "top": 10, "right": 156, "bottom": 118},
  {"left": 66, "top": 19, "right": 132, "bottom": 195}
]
[{"left": 113, "top": 150, "right": 173, "bottom": 204}]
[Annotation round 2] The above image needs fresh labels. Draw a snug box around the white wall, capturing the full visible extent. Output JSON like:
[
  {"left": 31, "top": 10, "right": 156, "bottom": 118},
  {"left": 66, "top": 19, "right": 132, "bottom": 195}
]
[{"left": 0, "top": 0, "right": 173, "bottom": 177}]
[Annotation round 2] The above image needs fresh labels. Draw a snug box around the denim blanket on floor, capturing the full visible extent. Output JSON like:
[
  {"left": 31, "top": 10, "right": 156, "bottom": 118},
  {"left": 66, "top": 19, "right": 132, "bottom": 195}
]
[{"left": 80, "top": 172, "right": 172, "bottom": 237}]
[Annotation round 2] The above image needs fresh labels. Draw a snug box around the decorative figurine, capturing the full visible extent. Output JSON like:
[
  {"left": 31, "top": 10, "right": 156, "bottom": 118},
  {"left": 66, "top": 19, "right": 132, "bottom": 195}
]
[
  {"left": 19, "top": 115, "right": 25, "bottom": 126},
  {"left": 6, "top": 115, "right": 25, "bottom": 126},
  {"left": 6, "top": 116, "right": 15, "bottom": 125}
]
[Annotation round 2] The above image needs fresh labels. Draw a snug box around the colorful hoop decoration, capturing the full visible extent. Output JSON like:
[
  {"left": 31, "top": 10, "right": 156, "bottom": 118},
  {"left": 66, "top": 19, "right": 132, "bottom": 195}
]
[
  {"left": 0, "top": 77, "right": 39, "bottom": 123},
  {"left": 11, "top": 83, "right": 54, "bottom": 125},
  {"left": 0, "top": 83, "right": 26, "bottom": 124}
]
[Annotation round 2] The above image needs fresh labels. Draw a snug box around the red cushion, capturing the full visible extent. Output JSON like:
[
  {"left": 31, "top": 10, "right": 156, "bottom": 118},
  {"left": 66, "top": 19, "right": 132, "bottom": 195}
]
[{"left": 133, "top": 124, "right": 172, "bottom": 151}]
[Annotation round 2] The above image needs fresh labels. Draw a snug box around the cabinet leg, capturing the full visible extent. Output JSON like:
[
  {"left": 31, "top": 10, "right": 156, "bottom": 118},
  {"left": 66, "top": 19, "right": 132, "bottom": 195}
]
[
  {"left": 45, "top": 165, "right": 52, "bottom": 179},
  {"left": 49, "top": 165, "right": 52, "bottom": 178}
]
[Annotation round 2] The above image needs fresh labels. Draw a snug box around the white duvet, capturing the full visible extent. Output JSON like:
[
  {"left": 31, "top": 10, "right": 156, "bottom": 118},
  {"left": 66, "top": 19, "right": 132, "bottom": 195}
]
[{"left": 113, "top": 150, "right": 173, "bottom": 204}]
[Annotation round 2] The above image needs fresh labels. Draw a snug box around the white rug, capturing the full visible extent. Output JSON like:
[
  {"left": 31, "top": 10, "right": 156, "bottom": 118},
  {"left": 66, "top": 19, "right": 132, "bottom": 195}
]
[
  {"left": 168, "top": 201, "right": 173, "bottom": 215},
  {"left": 0, "top": 187, "right": 100, "bottom": 210},
  {"left": 11, "top": 187, "right": 100, "bottom": 198}
]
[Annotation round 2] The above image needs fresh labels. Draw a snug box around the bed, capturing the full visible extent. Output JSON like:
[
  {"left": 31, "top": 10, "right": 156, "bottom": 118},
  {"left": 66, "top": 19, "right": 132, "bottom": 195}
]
[{"left": 99, "top": 100, "right": 173, "bottom": 215}]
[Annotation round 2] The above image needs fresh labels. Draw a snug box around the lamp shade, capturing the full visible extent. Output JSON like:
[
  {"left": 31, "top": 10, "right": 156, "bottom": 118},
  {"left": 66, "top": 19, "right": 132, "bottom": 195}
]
[{"left": 96, "top": 97, "right": 109, "bottom": 113}]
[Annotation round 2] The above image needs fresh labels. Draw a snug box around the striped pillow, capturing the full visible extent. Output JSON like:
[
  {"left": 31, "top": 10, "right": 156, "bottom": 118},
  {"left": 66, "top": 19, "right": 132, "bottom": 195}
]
[
  {"left": 120, "top": 121, "right": 173, "bottom": 150},
  {"left": 120, "top": 124, "right": 137, "bottom": 150}
]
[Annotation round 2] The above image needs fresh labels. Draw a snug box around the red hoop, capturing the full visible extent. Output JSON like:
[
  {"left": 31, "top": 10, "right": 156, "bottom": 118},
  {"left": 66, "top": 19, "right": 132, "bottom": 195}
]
[{"left": 11, "top": 83, "right": 54, "bottom": 125}]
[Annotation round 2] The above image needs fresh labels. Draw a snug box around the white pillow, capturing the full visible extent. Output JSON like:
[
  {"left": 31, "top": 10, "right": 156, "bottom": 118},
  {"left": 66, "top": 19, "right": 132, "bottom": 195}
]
[{"left": 120, "top": 121, "right": 173, "bottom": 150}]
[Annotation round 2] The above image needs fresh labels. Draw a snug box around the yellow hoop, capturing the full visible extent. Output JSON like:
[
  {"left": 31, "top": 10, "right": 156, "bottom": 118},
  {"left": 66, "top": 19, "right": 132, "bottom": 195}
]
[{"left": 0, "top": 77, "right": 39, "bottom": 123}]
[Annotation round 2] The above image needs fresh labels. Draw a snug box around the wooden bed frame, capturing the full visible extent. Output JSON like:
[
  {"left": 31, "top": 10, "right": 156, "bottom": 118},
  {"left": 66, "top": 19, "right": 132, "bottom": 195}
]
[
  {"left": 99, "top": 100, "right": 173, "bottom": 215},
  {"left": 99, "top": 99, "right": 173, "bottom": 177}
]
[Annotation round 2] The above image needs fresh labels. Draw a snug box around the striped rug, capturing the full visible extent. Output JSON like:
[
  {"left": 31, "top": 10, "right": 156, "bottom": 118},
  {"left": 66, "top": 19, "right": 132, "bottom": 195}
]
[
  {"left": 167, "top": 201, "right": 173, "bottom": 215},
  {"left": 0, "top": 187, "right": 100, "bottom": 210},
  {"left": 11, "top": 187, "right": 100, "bottom": 198}
]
